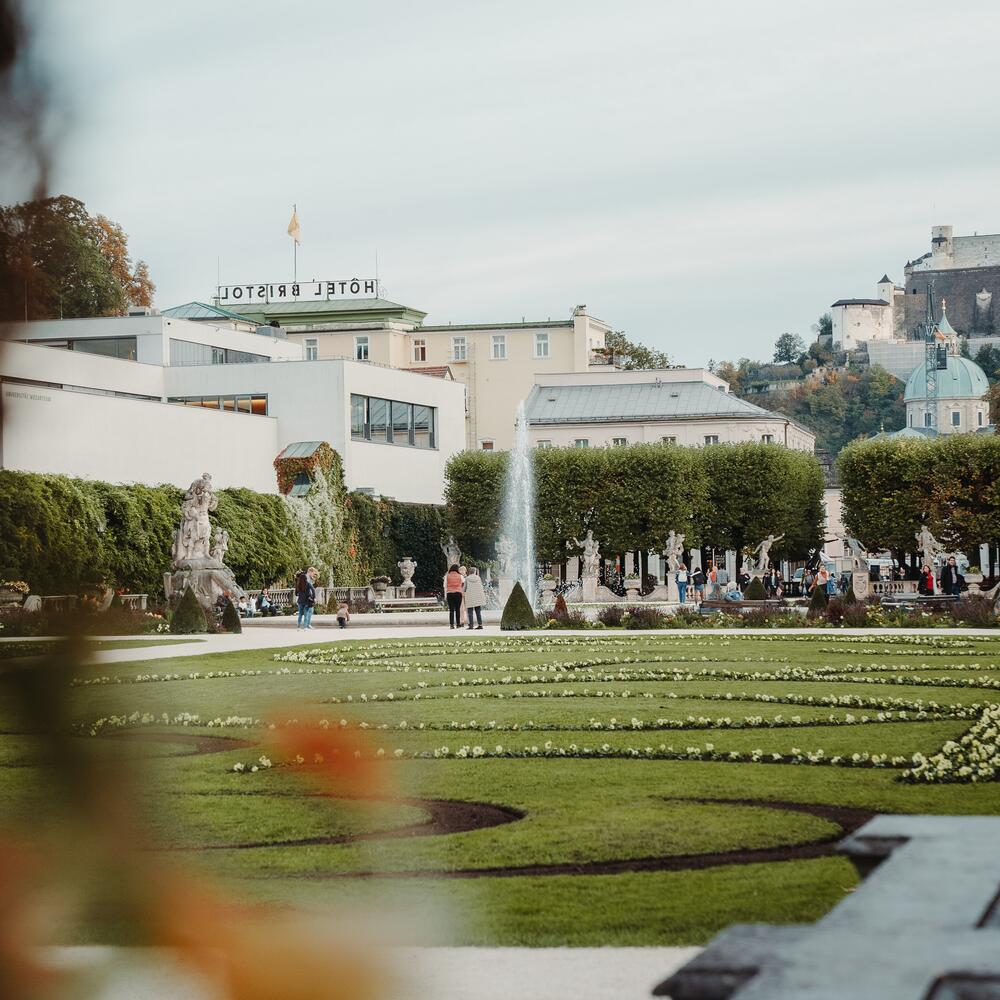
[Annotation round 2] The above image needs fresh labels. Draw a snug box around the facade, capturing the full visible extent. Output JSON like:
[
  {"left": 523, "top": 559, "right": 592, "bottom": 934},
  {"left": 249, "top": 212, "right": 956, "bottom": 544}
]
[
  {"left": 210, "top": 297, "right": 612, "bottom": 451},
  {"left": 1, "top": 315, "right": 465, "bottom": 503},
  {"left": 523, "top": 369, "right": 816, "bottom": 451}
]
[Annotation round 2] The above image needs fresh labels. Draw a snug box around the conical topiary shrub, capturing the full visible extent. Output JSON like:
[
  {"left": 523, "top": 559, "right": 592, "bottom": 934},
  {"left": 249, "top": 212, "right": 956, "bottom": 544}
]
[
  {"left": 221, "top": 597, "right": 242, "bottom": 634},
  {"left": 501, "top": 582, "right": 536, "bottom": 631},
  {"left": 744, "top": 576, "right": 766, "bottom": 600},
  {"left": 170, "top": 586, "right": 208, "bottom": 634},
  {"left": 807, "top": 582, "right": 829, "bottom": 617}
]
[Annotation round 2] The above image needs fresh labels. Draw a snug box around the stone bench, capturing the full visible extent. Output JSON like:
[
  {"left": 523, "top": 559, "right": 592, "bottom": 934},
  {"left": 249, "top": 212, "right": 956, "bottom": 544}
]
[
  {"left": 654, "top": 814, "right": 1000, "bottom": 999},
  {"left": 372, "top": 597, "right": 441, "bottom": 613},
  {"left": 879, "top": 593, "right": 960, "bottom": 611}
]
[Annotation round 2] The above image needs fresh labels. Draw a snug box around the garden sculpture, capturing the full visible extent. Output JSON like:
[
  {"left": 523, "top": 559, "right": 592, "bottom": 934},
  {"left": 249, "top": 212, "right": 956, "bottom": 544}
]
[{"left": 440, "top": 535, "right": 462, "bottom": 567}]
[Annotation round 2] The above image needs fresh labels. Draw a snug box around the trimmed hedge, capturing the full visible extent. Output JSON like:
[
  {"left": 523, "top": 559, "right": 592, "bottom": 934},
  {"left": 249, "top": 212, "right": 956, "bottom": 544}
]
[
  {"left": 501, "top": 583, "right": 535, "bottom": 630},
  {"left": 744, "top": 576, "right": 766, "bottom": 600},
  {"left": 170, "top": 587, "right": 207, "bottom": 634}
]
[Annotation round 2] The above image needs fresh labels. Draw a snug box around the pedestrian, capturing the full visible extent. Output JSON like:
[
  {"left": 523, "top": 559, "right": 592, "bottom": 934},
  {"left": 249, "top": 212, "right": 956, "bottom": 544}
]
[
  {"left": 723, "top": 580, "right": 744, "bottom": 602},
  {"left": 940, "top": 556, "right": 962, "bottom": 597},
  {"left": 813, "top": 566, "right": 829, "bottom": 595},
  {"left": 296, "top": 566, "right": 318, "bottom": 629},
  {"left": 336, "top": 601, "right": 350, "bottom": 628},
  {"left": 463, "top": 566, "right": 486, "bottom": 629},
  {"left": 444, "top": 564, "right": 464, "bottom": 629},
  {"left": 458, "top": 565, "right": 468, "bottom": 623},
  {"left": 918, "top": 564, "right": 935, "bottom": 596},
  {"left": 707, "top": 562, "right": 718, "bottom": 599},
  {"left": 676, "top": 562, "right": 689, "bottom": 604},
  {"left": 691, "top": 565, "right": 706, "bottom": 604}
]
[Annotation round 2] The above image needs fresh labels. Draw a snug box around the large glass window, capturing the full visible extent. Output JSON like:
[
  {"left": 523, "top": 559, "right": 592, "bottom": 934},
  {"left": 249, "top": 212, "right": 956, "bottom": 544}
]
[
  {"left": 452, "top": 336, "right": 467, "bottom": 361},
  {"left": 369, "top": 397, "right": 389, "bottom": 442},
  {"left": 169, "top": 339, "right": 267, "bottom": 366},
  {"left": 355, "top": 336, "right": 369, "bottom": 361},
  {"left": 350, "top": 393, "right": 436, "bottom": 449},
  {"left": 168, "top": 394, "right": 267, "bottom": 415},
  {"left": 69, "top": 336, "right": 137, "bottom": 361}
]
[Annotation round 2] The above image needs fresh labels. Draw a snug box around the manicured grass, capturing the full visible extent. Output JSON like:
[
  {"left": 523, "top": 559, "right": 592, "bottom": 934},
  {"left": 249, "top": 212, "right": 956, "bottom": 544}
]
[{"left": 2, "top": 632, "right": 999, "bottom": 947}]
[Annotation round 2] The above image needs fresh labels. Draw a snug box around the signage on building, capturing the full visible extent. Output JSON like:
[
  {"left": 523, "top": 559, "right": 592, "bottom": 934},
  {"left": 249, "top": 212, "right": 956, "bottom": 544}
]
[{"left": 216, "top": 278, "right": 379, "bottom": 305}]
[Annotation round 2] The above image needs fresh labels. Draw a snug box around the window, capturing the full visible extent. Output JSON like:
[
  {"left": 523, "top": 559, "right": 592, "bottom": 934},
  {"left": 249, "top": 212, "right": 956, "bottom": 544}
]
[
  {"left": 979, "top": 411, "right": 985, "bottom": 427},
  {"left": 661, "top": 435, "right": 676, "bottom": 444},
  {"left": 761, "top": 434, "right": 774, "bottom": 443},
  {"left": 452, "top": 336, "right": 467, "bottom": 361},
  {"left": 412, "top": 338, "right": 427, "bottom": 363},
  {"left": 951, "top": 410, "right": 961, "bottom": 427},
  {"left": 355, "top": 336, "right": 369, "bottom": 361},
  {"left": 536, "top": 440, "right": 552, "bottom": 449},
  {"left": 612, "top": 437, "right": 627, "bottom": 447},
  {"left": 480, "top": 439, "right": 495, "bottom": 451},
  {"left": 924, "top": 412, "right": 932, "bottom": 428},
  {"left": 491, "top": 334, "right": 507, "bottom": 360},
  {"left": 534, "top": 332, "right": 549, "bottom": 359},
  {"left": 574, "top": 438, "right": 589, "bottom": 448},
  {"left": 168, "top": 394, "right": 267, "bottom": 415},
  {"left": 909, "top": 413, "right": 914, "bottom": 427},
  {"left": 305, "top": 338, "right": 318, "bottom": 361},
  {"left": 168, "top": 339, "right": 268, "bottom": 366},
  {"left": 350, "top": 394, "right": 436, "bottom": 449},
  {"left": 69, "top": 336, "right": 137, "bottom": 361},
  {"left": 704, "top": 435, "right": 719, "bottom": 445}
]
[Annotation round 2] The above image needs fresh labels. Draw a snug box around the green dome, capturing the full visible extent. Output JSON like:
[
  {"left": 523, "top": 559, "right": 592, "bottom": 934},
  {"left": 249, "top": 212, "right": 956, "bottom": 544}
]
[{"left": 904, "top": 354, "right": 989, "bottom": 402}]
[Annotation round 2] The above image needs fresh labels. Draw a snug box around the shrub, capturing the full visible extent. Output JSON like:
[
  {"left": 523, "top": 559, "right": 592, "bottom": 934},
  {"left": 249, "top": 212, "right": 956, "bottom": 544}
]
[
  {"left": 221, "top": 598, "right": 242, "bottom": 634},
  {"left": 744, "top": 576, "right": 766, "bottom": 600},
  {"left": 170, "top": 587, "right": 208, "bottom": 634},
  {"left": 950, "top": 597, "right": 998, "bottom": 628},
  {"left": 623, "top": 605, "right": 665, "bottom": 630},
  {"left": 807, "top": 584, "right": 828, "bottom": 618},
  {"left": 840, "top": 601, "right": 870, "bottom": 627},
  {"left": 501, "top": 583, "right": 535, "bottom": 631},
  {"left": 596, "top": 605, "right": 626, "bottom": 627},
  {"left": 552, "top": 594, "right": 570, "bottom": 621}
]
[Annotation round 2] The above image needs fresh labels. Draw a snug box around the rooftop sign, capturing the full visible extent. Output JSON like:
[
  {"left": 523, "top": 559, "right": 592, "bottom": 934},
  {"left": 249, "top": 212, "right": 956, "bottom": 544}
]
[{"left": 216, "top": 278, "right": 378, "bottom": 305}]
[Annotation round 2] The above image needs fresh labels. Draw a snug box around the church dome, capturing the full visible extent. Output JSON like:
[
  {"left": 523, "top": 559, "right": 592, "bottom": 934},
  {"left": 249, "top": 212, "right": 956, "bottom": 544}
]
[{"left": 904, "top": 354, "right": 990, "bottom": 402}]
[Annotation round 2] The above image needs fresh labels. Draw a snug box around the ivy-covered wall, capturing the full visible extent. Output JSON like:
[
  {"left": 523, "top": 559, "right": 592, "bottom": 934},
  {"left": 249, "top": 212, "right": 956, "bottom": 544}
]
[{"left": 0, "top": 463, "right": 448, "bottom": 596}]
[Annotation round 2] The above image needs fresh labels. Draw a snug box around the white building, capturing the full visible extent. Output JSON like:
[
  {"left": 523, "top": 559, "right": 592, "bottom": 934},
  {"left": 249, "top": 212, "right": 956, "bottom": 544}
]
[
  {"left": 523, "top": 369, "right": 816, "bottom": 451},
  {"left": 831, "top": 275, "right": 904, "bottom": 351},
  {"left": 1, "top": 314, "right": 465, "bottom": 503}
]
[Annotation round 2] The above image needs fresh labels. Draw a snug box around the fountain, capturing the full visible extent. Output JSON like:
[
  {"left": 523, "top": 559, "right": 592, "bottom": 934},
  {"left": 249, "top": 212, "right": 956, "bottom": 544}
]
[{"left": 499, "top": 400, "right": 537, "bottom": 608}]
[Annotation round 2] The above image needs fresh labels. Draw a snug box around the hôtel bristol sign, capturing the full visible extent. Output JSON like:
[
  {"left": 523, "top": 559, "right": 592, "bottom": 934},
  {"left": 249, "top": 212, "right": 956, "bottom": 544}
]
[{"left": 216, "top": 278, "right": 378, "bottom": 305}]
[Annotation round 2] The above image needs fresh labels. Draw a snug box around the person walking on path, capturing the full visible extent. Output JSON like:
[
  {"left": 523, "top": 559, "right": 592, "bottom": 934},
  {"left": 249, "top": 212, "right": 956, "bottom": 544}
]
[
  {"left": 675, "top": 563, "right": 689, "bottom": 604},
  {"left": 940, "top": 556, "right": 962, "bottom": 597},
  {"left": 336, "top": 601, "right": 350, "bottom": 628},
  {"left": 296, "top": 567, "right": 318, "bottom": 629},
  {"left": 691, "top": 565, "right": 706, "bottom": 604},
  {"left": 444, "top": 564, "right": 464, "bottom": 629},
  {"left": 458, "top": 565, "right": 468, "bottom": 622},
  {"left": 707, "top": 562, "right": 718, "bottom": 599},
  {"left": 463, "top": 566, "right": 486, "bottom": 629}
]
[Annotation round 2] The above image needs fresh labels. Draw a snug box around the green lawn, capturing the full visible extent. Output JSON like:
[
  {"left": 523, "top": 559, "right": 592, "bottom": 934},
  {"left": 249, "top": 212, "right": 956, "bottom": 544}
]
[{"left": 2, "top": 632, "right": 999, "bottom": 946}]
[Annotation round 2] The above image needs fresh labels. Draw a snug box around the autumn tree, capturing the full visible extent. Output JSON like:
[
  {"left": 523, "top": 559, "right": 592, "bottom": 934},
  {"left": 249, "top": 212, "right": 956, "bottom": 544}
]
[{"left": 0, "top": 195, "right": 154, "bottom": 320}]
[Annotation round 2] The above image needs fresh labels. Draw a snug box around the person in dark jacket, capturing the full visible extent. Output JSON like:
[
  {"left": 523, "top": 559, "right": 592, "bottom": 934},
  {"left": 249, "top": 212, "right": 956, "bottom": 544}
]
[
  {"left": 296, "top": 567, "right": 318, "bottom": 629},
  {"left": 939, "top": 557, "right": 963, "bottom": 596}
]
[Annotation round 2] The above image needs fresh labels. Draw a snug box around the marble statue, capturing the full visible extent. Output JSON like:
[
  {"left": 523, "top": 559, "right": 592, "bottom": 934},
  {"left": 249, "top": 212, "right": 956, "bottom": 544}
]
[
  {"left": 751, "top": 533, "right": 784, "bottom": 573},
  {"left": 164, "top": 472, "right": 244, "bottom": 608},
  {"left": 572, "top": 530, "right": 601, "bottom": 603},
  {"left": 665, "top": 530, "right": 685, "bottom": 602},
  {"left": 397, "top": 556, "right": 417, "bottom": 598},
  {"left": 440, "top": 535, "right": 462, "bottom": 567},
  {"left": 916, "top": 526, "right": 943, "bottom": 567},
  {"left": 496, "top": 534, "right": 515, "bottom": 578}
]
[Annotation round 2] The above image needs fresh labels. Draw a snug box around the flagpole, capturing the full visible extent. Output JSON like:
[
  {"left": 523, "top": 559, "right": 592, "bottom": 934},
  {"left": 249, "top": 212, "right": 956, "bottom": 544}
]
[{"left": 293, "top": 203, "right": 297, "bottom": 282}]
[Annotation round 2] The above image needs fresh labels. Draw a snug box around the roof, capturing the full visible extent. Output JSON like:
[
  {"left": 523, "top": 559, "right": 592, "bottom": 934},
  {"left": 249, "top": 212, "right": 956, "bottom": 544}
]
[
  {"left": 402, "top": 365, "right": 453, "bottom": 379},
  {"left": 831, "top": 298, "right": 890, "bottom": 308},
  {"left": 162, "top": 301, "right": 256, "bottom": 323},
  {"left": 903, "top": 354, "right": 990, "bottom": 402},
  {"left": 878, "top": 274, "right": 892, "bottom": 284},
  {"left": 220, "top": 297, "right": 428, "bottom": 326},
  {"left": 881, "top": 426, "right": 939, "bottom": 440},
  {"left": 275, "top": 441, "right": 326, "bottom": 459},
  {"left": 936, "top": 301, "right": 957, "bottom": 337},
  {"left": 419, "top": 319, "right": 573, "bottom": 332},
  {"left": 524, "top": 379, "right": 806, "bottom": 427}
]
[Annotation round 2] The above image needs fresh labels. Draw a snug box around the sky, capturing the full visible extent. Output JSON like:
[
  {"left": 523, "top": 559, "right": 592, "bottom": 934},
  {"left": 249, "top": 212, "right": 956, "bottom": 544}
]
[{"left": 19, "top": 0, "right": 1000, "bottom": 366}]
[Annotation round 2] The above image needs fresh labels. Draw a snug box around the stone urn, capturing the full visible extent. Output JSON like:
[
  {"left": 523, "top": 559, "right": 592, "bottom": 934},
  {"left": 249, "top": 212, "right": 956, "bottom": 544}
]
[
  {"left": 371, "top": 576, "right": 391, "bottom": 597},
  {"left": 623, "top": 576, "right": 642, "bottom": 602},
  {"left": 965, "top": 572, "right": 983, "bottom": 596},
  {"left": 538, "top": 578, "right": 556, "bottom": 610},
  {"left": 0, "top": 583, "right": 27, "bottom": 607}
]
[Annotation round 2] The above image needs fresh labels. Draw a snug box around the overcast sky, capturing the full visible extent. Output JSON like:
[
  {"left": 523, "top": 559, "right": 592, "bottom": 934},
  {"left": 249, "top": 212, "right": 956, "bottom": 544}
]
[{"left": 22, "top": 0, "right": 1000, "bottom": 365}]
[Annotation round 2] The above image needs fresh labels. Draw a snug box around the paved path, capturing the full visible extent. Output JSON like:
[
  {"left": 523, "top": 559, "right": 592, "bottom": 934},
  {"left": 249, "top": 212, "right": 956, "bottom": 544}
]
[{"left": 46, "top": 945, "right": 700, "bottom": 1000}]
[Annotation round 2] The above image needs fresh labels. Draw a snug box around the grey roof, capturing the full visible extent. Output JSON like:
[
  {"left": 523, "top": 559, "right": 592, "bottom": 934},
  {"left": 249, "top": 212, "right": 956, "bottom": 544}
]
[
  {"left": 831, "top": 298, "right": 890, "bottom": 308},
  {"left": 276, "top": 441, "right": 325, "bottom": 459},
  {"left": 878, "top": 274, "right": 892, "bottom": 284},
  {"left": 524, "top": 379, "right": 801, "bottom": 426},
  {"left": 162, "top": 301, "right": 255, "bottom": 322},
  {"left": 223, "top": 297, "right": 415, "bottom": 316}
]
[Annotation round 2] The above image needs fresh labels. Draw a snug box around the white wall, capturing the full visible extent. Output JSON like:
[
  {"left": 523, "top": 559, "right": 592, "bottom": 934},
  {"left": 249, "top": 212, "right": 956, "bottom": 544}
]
[
  {"left": 832, "top": 302, "right": 893, "bottom": 350},
  {"left": 1, "top": 382, "right": 278, "bottom": 492}
]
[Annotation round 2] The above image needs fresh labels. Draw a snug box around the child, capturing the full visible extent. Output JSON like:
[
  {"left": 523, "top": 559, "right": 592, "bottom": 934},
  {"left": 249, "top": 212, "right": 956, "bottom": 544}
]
[{"left": 336, "top": 602, "right": 350, "bottom": 628}]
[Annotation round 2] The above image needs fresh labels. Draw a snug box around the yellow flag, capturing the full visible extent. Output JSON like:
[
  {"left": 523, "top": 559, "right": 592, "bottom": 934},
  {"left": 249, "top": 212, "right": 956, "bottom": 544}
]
[{"left": 287, "top": 208, "right": 301, "bottom": 245}]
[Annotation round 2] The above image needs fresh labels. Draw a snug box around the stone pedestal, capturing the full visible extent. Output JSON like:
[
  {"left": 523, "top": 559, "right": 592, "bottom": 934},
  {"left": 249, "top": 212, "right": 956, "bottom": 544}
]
[
  {"left": 165, "top": 557, "right": 244, "bottom": 609},
  {"left": 581, "top": 576, "right": 598, "bottom": 603},
  {"left": 398, "top": 583, "right": 415, "bottom": 599},
  {"left": 666, "top": 577, "right": 680, "bottom": 603},
  {"left": 538, "top": 580, "right": 556, "bottom": 610},
  {"left": 624, "top": 577, "right": 641, "bottom": 602},
  {"left": 852, "top": 571, "right": 870, "bottom": 600}
]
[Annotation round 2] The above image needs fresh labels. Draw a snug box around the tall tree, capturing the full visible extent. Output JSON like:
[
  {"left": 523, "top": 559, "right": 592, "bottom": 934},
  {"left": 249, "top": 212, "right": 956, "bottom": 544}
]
[
  {"left": 597, "top": 330, "right": 670, "bottom": 370},
  {"left": 0, "top": 195, "right": 154, "bottom": 320},
  {"left": 773, "top": 332, "right": 806, "bottom": 364}
]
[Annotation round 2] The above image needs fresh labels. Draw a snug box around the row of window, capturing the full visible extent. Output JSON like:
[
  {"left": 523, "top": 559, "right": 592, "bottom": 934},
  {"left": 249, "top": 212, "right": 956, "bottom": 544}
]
[
  {"left": 909, "top": 410, "right": 985, "bottom": 428},
  {"left": 31, "top": 336, "right": 140, "bottom": 360},
  {"left": 350, "top": 394, "right": 436, "bottom": 449},
  {"left": 339, "top": 333, "right": 551, "bottom": 364},
  {"left": 169, "top": 339, "right": 269, "bottom": 367},
  {"left": 508, "top": 434, "right": 774, "bottom": 450},
  {"left": 168, "top": 394, "right": 268, "bottom": 415}
]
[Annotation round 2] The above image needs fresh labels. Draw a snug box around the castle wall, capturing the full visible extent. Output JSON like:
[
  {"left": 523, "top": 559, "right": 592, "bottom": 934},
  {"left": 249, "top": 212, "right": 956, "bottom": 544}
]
[{"left": 903, "top": 265, "right": 1000, "bottom": 338}]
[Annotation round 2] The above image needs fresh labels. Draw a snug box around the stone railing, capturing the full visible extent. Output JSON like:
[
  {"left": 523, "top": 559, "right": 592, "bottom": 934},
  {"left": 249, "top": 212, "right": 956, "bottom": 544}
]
[{"left": 870, "top": 580, "right": 919, "bottom": 596}]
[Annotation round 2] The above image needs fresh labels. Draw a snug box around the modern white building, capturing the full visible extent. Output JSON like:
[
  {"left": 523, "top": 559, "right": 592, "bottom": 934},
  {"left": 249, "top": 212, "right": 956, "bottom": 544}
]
[
  {"left": 523, "top": 369, "right": 816, "bottom": 451},
  {"left": 1, "top": 314, "right": 465, "bottom": 503}
]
